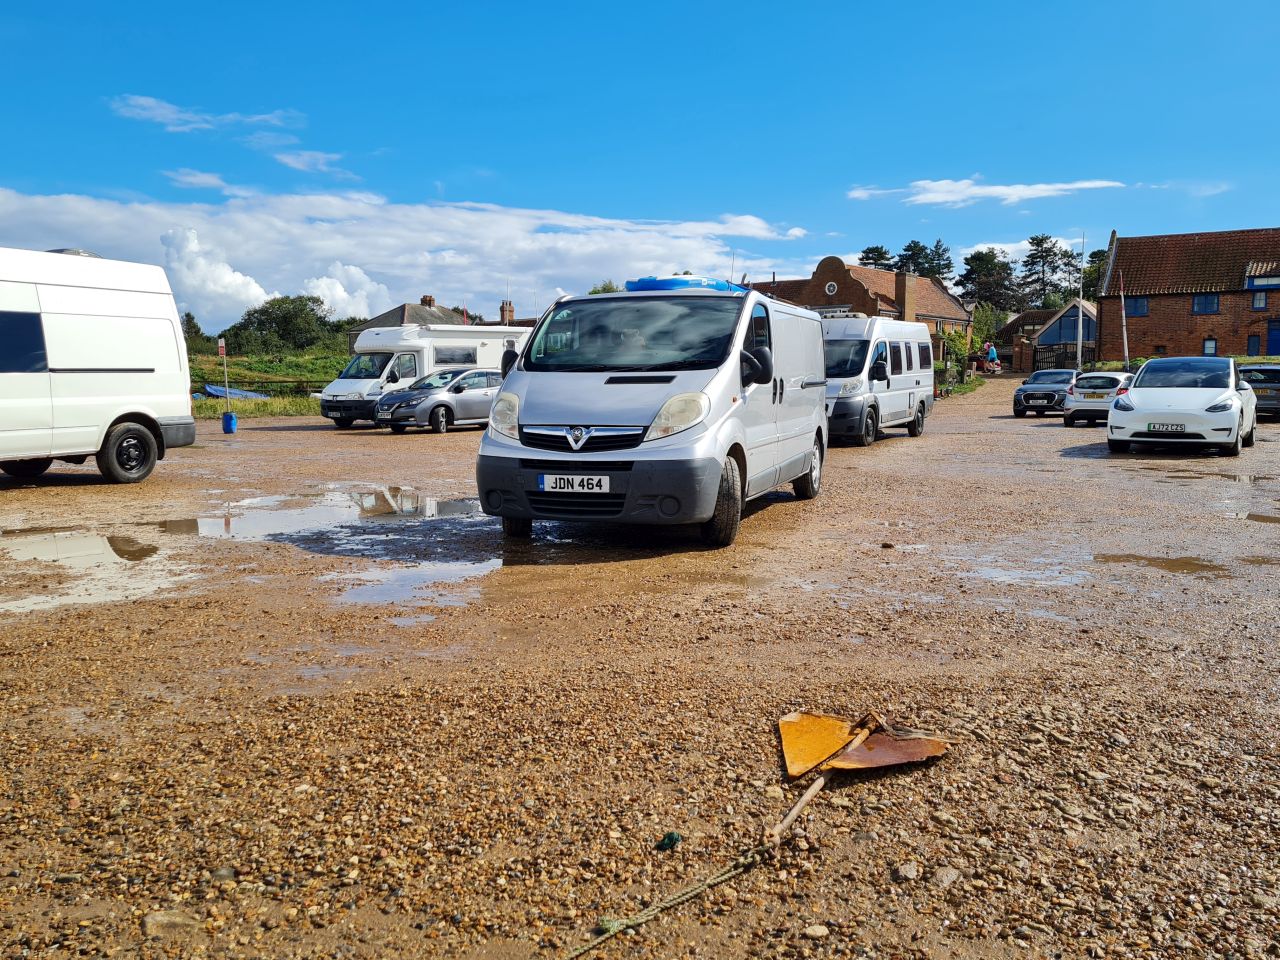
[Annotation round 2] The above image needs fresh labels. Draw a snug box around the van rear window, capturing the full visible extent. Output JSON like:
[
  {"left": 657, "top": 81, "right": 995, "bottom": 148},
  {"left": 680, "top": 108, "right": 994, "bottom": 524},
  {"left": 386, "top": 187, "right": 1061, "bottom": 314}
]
[{"left": 0, "top": 312, "right": 47, "bottom": 373}]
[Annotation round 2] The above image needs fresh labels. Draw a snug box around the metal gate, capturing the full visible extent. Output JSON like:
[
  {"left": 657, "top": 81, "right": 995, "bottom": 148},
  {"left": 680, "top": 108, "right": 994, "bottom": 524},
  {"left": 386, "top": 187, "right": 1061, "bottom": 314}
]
[{"left": 1033, "top": 343, "right": 1095, "bottom": 371}]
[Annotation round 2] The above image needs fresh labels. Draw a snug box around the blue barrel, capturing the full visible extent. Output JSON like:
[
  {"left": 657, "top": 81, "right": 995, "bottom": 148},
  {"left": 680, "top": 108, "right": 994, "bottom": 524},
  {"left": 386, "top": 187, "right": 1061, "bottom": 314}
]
[{"left": 222, "top": 412, "right": 238, "bottom": 434}]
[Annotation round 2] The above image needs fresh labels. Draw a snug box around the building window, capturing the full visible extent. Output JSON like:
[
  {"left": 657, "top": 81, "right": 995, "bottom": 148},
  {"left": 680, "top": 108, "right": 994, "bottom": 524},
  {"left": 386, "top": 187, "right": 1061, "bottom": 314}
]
[
  {"left": 1192, "top": 294, "right": 1219, "bottom": 315},
  {"left": 1202, "top": 337, "right": 1218, "bottom": 356},
  {"left": 1248, "top": 334, "right": 1261, "bottom": 356},
  {"left": 1154, "top": 344, "right": 1167, "bottom": 355},
  {"left": 1253, "top": 291, "right": 1268, "bottom": 310},
  {"left": 1124, "top": 296, "right": 1148, "bottom": 317}
]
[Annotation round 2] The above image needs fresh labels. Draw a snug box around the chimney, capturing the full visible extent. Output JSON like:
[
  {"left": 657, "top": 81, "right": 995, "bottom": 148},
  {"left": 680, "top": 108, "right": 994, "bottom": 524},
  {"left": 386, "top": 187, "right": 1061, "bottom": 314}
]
[
  {"left": 894, "top": 271, "right": 916, "bottom": 324},
  {"left": 499, "top": 299, "right": 515, "bottom": 324},
  {"left": 420, "top": 295, "right": 435, "bottom": 308}
]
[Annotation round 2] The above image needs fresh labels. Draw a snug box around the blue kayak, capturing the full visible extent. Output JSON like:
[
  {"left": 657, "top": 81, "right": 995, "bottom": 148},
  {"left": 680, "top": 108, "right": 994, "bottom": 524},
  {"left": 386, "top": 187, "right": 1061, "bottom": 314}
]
[{"left": 204, "top": 383, "right": 269, "bottom": 400}]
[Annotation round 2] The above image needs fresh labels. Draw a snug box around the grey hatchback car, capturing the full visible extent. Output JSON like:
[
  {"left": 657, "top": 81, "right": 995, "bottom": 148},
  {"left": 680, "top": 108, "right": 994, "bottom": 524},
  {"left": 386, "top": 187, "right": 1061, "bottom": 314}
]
[
  {"left": 1240, "top": 364, "right": 1280, "bottom": 419},
  {"left": 373, "top": 367, "right": 504, "bottom": 433}
]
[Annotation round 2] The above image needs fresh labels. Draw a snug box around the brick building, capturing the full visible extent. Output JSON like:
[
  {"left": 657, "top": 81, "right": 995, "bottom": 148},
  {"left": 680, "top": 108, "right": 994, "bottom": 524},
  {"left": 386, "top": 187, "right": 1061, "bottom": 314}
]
[
  {"left": 1097, "top": 227, "right": 1280, "bottom": 361},
  {"left": 752, "top": 255, "right": 971, "bottom": 348},
  {"left": 994, "top": 301, "right": 1097, "bottom": 373}
]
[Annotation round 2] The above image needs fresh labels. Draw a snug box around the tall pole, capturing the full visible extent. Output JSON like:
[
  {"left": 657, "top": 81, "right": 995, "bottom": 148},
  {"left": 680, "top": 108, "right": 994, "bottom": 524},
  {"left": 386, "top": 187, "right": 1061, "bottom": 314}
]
[{"left": 1076, "top": 231, "right": 1085, "bottom": 370}]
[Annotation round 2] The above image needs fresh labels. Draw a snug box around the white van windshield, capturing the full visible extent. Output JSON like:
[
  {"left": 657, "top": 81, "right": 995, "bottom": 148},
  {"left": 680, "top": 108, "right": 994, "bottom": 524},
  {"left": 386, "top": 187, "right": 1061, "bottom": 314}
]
[
  {"left": 340, "top": 352, "right": 392, "bottom": 379},
  {"left": 526, "top": 296, "right": 742, "bottom": 372},
  {"left": 825, "top": 339, "right": 870, "bottom": 378}
]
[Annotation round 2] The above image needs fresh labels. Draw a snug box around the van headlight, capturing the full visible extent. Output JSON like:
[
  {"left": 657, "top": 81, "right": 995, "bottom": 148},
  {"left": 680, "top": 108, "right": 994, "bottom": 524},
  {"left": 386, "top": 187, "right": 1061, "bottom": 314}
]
[
  {"left": 1113, "top": 395, "right": 1135, "bottom": 412},
  {"left": 645, "top": 393, "right": 710, "bottom": 442},
  {"left": 1205, "top": 398, "right": 1236, "bottom": 413},
  {"left": 490, "top": 392, "right": 520, "bottom": 440},
  {"left": 838, "top": 378, "right": 864, "bottom": 396}
]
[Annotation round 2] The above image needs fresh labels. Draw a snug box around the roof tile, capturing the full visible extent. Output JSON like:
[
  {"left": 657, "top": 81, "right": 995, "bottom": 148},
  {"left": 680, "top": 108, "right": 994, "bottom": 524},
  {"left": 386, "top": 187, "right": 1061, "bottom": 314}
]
[{"left": 1104, "top": 228, "right": 1280, "bottom": 296}]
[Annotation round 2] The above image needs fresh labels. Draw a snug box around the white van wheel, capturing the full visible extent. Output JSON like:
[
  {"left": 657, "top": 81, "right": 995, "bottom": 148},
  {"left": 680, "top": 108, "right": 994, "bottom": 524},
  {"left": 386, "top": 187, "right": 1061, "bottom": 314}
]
[
  {"left": 852, "top": 408, "right": 877, "bottom": 447},
  {"left": 502, "top": 516, "right": 533, "bottom": 538},
  {"left": 793, "top": 437, "right": 822, "bottom": 500},
  {"left": 701, "top": 457, "right": 742, "bottom": 547},
  {"left": 907, "top": 403, "right": 926, "bottom": 437},
  {"left": 1, "top": 458, "right": 53, "bottom": 479},
  {"left": 96, "top": 422, "right": 158, "bottom": 483}
]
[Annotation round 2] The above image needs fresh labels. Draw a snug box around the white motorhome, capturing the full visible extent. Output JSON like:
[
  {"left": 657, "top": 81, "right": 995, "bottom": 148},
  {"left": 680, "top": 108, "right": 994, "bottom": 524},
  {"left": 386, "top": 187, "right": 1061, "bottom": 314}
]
[
  {"left": 475, "top": 276, "right": 828, "bottom": 547},
  {"left": 0, "top": 247, "right": 194, "bottom": 483},
  {"left": 320, "top": 324, "right": 529, "bottom": 427},
  {"left": 823, "top": 314, "right": 934, "bottom": 446}
]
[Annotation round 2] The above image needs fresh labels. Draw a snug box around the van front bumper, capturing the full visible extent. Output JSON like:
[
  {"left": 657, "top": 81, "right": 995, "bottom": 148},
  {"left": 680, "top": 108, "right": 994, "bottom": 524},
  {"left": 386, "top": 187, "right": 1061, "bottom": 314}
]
[
  {"left": 827, "top": 396, "right": 870, "bottom": 437},
  {"left": 321, "top": 399, "right": 377, "bottom": 421},
  {"left": 476, "top": 453, "right": 722, "bottom": 524},
  {"left": 158, "top": 416, "right": 196, "bottom": 450}
]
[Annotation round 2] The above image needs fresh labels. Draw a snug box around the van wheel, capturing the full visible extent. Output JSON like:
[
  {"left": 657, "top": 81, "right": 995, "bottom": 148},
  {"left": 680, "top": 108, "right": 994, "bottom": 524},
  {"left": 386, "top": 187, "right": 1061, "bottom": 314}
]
[
  {"left": 96, "top": 422, "right": 158, "bottom": 483},
  {"left": 429, "top": 406, "right": 450, "bottom": 434},
  {"left": 1, "top": 458, "right": 52, "bottom": 479},
  {"left": 792, "top": 437, "right": 823, "bottom": 500},
  {"left": 333, "top": 418, "right": 354, "bottom": 429},
  {"left": 907, "top": 403, "right": 926, "bottom": 437},
  {"left": 852, "top": 408, "right": 878, "bottom": 447},
  {"left": 389, "top": 423, "right": 408, "bottom": 435},
  {"left": 701, "top": 456, "right": 742, "bottom": 547},
  {"left": 502, "top": 516, "right": 533, "bottom": 538}
]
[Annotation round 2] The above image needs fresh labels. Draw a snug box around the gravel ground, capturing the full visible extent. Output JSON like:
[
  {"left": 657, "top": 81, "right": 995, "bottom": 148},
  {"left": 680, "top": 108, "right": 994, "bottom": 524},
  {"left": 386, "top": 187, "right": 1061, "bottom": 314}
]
[{"left": 1, "top": 379, "right": 1277, "bottom": 959}]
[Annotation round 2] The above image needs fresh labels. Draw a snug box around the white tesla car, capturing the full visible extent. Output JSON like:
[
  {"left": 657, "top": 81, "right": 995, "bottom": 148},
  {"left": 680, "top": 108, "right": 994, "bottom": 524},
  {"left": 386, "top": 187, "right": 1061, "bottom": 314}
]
[{"left": 1107, "top": 356, "right": 1257, "bottom": 456}]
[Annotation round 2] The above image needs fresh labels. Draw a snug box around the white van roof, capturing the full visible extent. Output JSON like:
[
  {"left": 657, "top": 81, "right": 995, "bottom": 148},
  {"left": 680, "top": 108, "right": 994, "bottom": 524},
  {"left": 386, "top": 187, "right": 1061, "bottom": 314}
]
[
  {"left": 0, "top": 246, "right": 173, "bottom": 295},
  {"left": 823, "top": 315, "right": 932, "bottom": 340},
  {"left": 353, "top": 324, "right": 529, "bottom": 350}
]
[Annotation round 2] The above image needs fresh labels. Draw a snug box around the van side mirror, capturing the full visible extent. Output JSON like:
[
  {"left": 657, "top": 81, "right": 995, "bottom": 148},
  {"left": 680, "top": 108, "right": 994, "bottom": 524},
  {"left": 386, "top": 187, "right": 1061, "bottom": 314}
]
[
  {"left": 741, "top": 346, "right": 774, "bottom": 387},
  {"left": 501, "top": 349, "right": 519, "bottom": 379},
  {"left": 869, "top": 360, "right": 889, "bottom": 382},
  {"left": 386, "top": 369, "right": 400, "bottom": 384}
]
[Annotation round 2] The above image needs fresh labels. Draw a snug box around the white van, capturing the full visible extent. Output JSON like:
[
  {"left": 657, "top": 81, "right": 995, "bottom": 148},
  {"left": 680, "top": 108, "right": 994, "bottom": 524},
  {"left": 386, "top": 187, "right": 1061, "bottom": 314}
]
[
  {"left": 0, "top": 247, "right": 194, "bottom": 483},
  {"left": 475, "top": 276, "right": 828, "bottom": 546},
  {"left": 320, "top": 324, "right": 529, "bottom": 427},
  {"left": 823, "top": 314, "right": 934, "bottom": 446}
]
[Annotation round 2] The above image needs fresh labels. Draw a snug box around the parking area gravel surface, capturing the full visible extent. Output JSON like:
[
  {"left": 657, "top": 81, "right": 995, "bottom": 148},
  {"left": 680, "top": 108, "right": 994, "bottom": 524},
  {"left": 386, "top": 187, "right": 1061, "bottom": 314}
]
[{"left": 1, "top": 378, "right": 1277, "bottom": 959}]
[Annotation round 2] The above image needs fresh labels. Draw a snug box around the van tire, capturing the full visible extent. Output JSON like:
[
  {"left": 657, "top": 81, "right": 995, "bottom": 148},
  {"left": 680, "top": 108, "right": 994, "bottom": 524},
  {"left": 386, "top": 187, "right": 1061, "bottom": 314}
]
[
  {"left": 389, "top": 423, "right": 408, "bottom": 435},
  {"left": 96, "top": 422, "right": 158, "bottom": 483},
  {"left": 701, "top": 456, "right": 742, "bottom": 547},
  {"left": 1, "top": 458, "right": 53, "bottom": 479},
  {"left": 502, "top": 516, "right": 533, "bottom": 538},
  {"left": 907, "top": 403, "right": 926, "bottom": 437},
  {"left": 333, "top": 418, "right": 354, "bottom": 429},
  {"left": 429, "top": 406, "right": 450, "bottom": 434},
  {"left": 792, "top": 436, "right": 823, "bottom": 500},
  {"left": 852, "top": 408, "right": 878, "bottom": 447}
]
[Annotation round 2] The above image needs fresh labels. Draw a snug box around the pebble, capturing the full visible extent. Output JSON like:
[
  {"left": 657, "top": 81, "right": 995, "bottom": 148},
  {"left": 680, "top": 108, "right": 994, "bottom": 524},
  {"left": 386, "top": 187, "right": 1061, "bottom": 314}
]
[
  {"left": 142, "top": 910, "right": 201, "bottom": 938},
  {"left": 765, "top": 785, "right": 785, "bottom": 800},
  {"left": 803, "top": 924, "right": 830, "bottom": 940},
  {"left": 931, "top": 866, "right": 961, "bottom": 888},
  {"left": 893, "top": 862, "right": 921, "bottom": 882}
]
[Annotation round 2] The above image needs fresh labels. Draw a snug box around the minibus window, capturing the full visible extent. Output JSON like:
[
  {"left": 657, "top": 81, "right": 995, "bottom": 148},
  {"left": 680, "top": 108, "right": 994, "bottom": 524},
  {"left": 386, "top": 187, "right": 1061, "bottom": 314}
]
[
  {"left": 889, "top": 343, "right": 903, "bottom": 376},
  {"left": 918, "top": 342, "right": 932, "bottom": 368},
  {"left": 0, "top": 312, "right": 47, "bottom": 373},
  {"left": 340, "top": 352, "right": 392, "bottom": 379},
  {"left": 904, "top": 343, "right": 914, "bottom": 371},
  {"left": 824, "top": 339, "right": 870, "bottom": 378}
]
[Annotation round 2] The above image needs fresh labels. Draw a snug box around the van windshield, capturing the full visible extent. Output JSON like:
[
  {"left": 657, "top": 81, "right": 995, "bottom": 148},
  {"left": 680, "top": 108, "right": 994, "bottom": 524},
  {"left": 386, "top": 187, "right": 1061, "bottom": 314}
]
[
  {"left": 339, "top": 352, "right": 392, "bottom": 379},
  {"left": 525, "top": 296, "right": 742, "bottom": 372},
  {"left": 825, "top": 339, "right": 870, "bottom": 378}
]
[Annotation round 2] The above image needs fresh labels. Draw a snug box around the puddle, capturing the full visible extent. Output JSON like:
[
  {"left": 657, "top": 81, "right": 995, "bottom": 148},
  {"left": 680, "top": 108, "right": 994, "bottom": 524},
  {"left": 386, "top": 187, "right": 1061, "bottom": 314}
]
[
  {"left": 965, "top": 554, "right": 1086, "bottom": 587},
  {"left": 1242, "top": 556, "right": 1279, "bottom": 566},
  {"left": 1228, "top": 512, "right": 1280, "bottom": 524},
  {"left": 324, "top": 560, "right": 500, "bottom": 608},
  {"left": 1093, "top": 554, "right": 1229, "bottom": 576}
]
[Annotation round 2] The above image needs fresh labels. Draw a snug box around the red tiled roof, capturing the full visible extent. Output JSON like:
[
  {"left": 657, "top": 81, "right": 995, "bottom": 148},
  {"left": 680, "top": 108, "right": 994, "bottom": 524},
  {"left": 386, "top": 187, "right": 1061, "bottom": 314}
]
[
  {"left": 1103, "top": 228, "right": 1280, "bottom": 296},
  {"left": 844, "top": 265, "right": 967, "bottom": 321}
]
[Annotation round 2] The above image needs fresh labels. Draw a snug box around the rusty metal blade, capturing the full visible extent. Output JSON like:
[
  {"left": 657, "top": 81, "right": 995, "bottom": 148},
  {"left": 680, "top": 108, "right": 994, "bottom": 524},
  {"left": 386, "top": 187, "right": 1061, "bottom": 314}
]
[
  {"left": 778, "top": 711, "right": 888, "bottom": 779},
  {"left": 820, "top": 731, "right": 949, "bottom": 771}
]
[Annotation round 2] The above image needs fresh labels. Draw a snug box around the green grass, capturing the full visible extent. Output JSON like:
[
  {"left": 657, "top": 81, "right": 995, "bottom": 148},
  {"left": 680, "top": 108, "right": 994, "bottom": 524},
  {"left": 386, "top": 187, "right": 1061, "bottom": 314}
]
[
  {"left": 193, "top": 397, "right": 321, "bottom": 419},
  {"left": 947, "top": 375, "right": 986, "bottom": 396},
  {"left": 189, "top": 349, "right": 347, "bottom": 385}
]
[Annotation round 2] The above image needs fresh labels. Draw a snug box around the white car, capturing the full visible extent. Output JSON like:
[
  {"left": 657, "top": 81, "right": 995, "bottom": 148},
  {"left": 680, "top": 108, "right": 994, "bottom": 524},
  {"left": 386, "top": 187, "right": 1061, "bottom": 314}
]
[
  {"left": 1107, "top": 356, "right": 1257, "bottom": 456},
  {"left": 1064, "top": 372, "right": 1133, "bottom": 427}
]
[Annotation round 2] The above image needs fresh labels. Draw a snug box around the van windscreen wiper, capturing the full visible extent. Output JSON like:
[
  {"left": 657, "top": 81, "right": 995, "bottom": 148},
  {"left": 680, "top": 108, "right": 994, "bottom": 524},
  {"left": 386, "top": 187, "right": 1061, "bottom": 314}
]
[{"left": 638, "top": 359, "right": 715, "bottom": 371}]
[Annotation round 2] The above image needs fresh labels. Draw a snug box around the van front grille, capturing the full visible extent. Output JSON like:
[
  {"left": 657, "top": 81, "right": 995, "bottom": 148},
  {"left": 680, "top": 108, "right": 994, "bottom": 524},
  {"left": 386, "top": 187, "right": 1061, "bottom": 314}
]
[
  {"left": 520, "top": 427, "right": 644, "bottom": 453},
  {"left": 526, "top": 493, "right": 627, "bottom": 517}
]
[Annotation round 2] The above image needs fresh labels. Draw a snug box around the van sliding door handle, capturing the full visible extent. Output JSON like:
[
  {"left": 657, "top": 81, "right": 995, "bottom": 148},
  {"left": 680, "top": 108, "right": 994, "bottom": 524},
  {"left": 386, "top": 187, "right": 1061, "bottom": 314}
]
[{"left": 801, "top": 378, "right": 827, "bottom": 389}]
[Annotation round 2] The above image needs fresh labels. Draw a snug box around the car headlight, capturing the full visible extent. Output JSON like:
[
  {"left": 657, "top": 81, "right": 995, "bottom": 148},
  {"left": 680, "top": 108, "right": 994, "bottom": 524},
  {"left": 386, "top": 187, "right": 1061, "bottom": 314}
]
[
  {"left": 1113, "top": 395, "right": 1135, "bottom": 412},
  {"left": 645, "top": 392, "right": 710, "bottom": 442},
  {"left": 1205, "top": 399, "right": 1236, "bottom": 413},
  {"left": 490, "top": 392, "right": 520, "bottom": 440},
  {"left": 838, "top": 378, "right": 864, "bottom": 396}
]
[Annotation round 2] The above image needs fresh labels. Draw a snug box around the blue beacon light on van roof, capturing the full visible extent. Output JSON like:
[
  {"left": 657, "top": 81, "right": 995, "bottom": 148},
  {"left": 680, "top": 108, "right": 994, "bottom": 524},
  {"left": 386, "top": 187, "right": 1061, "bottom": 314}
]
[{"left": 624, "top": 276, "right": 748, "bottom": 293}]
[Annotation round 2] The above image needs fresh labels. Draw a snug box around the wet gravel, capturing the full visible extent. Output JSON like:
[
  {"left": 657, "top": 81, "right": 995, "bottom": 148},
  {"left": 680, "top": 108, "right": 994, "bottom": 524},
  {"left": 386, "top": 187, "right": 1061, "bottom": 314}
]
[{"left": 1, "top": 382, "right": 1277, "bottom": 959}]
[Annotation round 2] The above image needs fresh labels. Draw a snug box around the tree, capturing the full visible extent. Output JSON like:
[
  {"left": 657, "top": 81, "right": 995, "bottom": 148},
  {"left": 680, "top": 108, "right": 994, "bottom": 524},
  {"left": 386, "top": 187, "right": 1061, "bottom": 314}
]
[
  {"left": 180, "top": 311, "right": 216, "bottom": 355},
  {"left": 1019, "top": 234, "right": 1079, "bottom": 308},
  {"left": 893, "top": 240, "right": 931, "bottom": 275},
  {"left": 1081, "top": 248, "right": 1107, "bottom": 302},
  {"left": 220, "top": 295, "right": 332, "bottom": 354},
  {"left": 957, "top": 248, "right": 1021, "bottom": 312},
  {"left": 970, "top": 302, "right": 1008, "bottom": 346},
  {"left": 857, "top": 245, "right": 894, "bottom": 270},
  {"left": 918, "top": 238, "right": 954, "bottom": 281},
  {"left": 588, "top": 280, "right": 622, "bottom": 294},
  {"left": 449, "top": 306, "right": 487, "bottom": 324}
]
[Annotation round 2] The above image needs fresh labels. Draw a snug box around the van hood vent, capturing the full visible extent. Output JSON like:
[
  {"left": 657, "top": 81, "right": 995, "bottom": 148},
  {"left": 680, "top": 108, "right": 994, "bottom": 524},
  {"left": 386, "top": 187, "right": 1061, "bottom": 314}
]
[{"left": 604, "top": 375, "right": 677, "bottom": 385}]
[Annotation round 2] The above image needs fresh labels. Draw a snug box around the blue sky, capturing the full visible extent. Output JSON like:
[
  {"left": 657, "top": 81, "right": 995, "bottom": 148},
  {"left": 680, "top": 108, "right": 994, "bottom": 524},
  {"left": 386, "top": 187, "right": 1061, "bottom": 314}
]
[{"left": 1, "top": 0, "right": 1275, "bottom": 331}]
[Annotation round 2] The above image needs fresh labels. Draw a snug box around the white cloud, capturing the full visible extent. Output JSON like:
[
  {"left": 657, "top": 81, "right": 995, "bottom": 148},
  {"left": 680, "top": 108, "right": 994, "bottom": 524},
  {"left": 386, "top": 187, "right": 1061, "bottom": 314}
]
[
  {"left": 303, "top": 262, "right": 393, "bottom": 319},
  {"left": 0, "top": 187, "right": 808, "bottom": 332},
  {"left": 785, "top": 227, "right": 807, "bottom": 239},
  {"left": 849, "top": 176, "right": 1124, "bottom": 207},
  {"left": 163, "top": 168, "right": 255, "bottom": 198},
  {"left": 110, "top": 94, "right": 303, "bottom": 133},
  {"left": 274, "top": 151, "right": 355, "bottom": 179}
]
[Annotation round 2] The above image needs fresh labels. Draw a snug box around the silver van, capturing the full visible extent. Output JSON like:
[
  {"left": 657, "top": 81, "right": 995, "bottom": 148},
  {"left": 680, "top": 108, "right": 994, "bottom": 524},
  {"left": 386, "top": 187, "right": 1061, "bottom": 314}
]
[{"left": 475, "top": 277, "right": 828, "bottom": 546}]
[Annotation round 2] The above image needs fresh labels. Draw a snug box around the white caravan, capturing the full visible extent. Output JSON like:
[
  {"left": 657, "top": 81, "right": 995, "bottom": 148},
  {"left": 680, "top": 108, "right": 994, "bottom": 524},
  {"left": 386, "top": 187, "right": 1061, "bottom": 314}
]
[
  {"left": 0, "top": 247, "right": 194, "bottom": 483},
  {"left": 320, "top": 324, "right": 529, "bottom": 427},
  {"left": 823, "top": 314, "right": 934, "bottom": 446}
]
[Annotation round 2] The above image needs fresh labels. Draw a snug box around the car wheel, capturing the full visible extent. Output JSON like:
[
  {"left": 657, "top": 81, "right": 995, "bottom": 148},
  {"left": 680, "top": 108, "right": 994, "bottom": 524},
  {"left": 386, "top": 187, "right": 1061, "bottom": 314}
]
[
  {"left": 429, "top": 406, "right": 450, "bottom": 434},
  {"left": 1063, "top": 415, "right": 1075, "bottom": 427},
  {"left": 389, "top": 423, "right": 408, "bottom": 435},
  {"left": 1035, "top": 410, "right": 1045, "bottom": 417},
  {"left": 96, "top": 422, "right": 158, "bottom": 483},
  {"left": 501, "top": 516, "right": 533, "bottom": 538},
  {"left": 1222, "top": 419, "right": 1243, "bottom": 457},
  {"left": 701, "top": 456, "right": 742, "bottom": 547},
  {"left": 907, "top": 403, "right": 925, "bottom": 437},
  {"left": 1242, "top": 415, "right": 1256, "bottom": 448},
  {"left": 852, "top": 408, "right": 878, "bottom": 447},
  {"left": 1107, "top": 438, "right": 1129, "bottom": 454},
  {"left": 333, "top": 418, "right": 354, "bottom": 429},
  {"left": 1013, "top": 408, "right": 1027, "bottom": 418},
  {"left": 0, "top": 458, "right": 53, "bottom": 479},
  {"left": 792, "top": 436, "right": 823, "bottom": 500}
]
